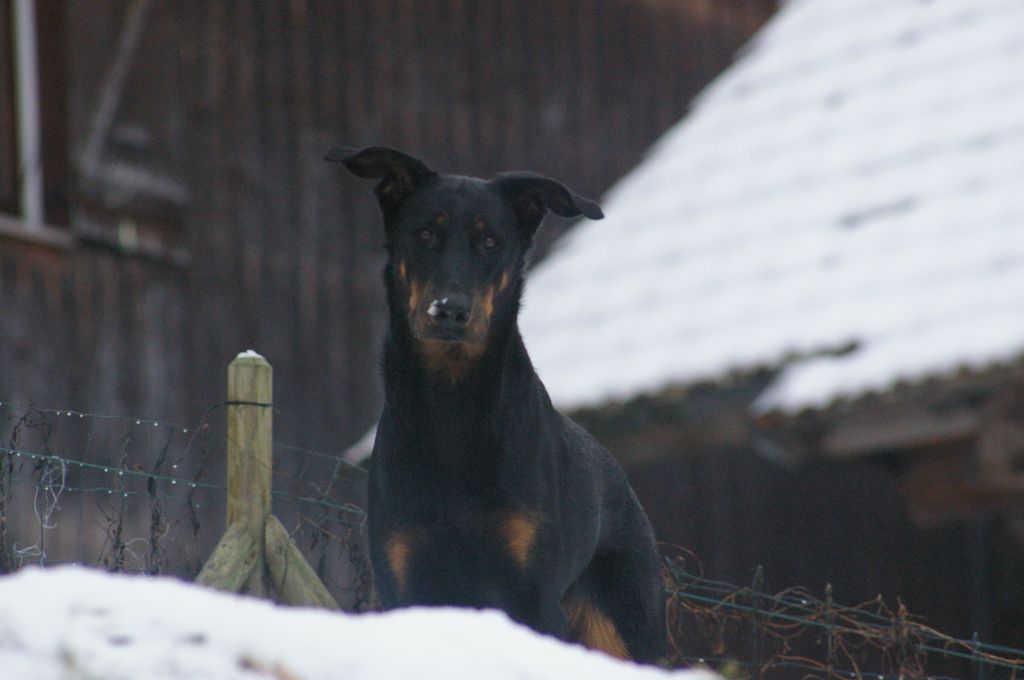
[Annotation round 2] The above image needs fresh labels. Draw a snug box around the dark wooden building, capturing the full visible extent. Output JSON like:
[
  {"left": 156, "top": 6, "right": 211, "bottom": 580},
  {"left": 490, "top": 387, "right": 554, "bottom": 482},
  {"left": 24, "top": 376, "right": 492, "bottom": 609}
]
[{"left": 1, "top": 0, "right": 776, "bottom": 454}]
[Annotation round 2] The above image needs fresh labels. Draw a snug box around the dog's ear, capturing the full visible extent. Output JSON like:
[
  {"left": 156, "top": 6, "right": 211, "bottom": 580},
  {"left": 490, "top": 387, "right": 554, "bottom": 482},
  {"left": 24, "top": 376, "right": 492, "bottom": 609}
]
[
  {"left": 326, "top": 146, "right": 437, "bottom": 214},
  {"left": 491, "top": 172, "right": 603, "bottom": 240}
]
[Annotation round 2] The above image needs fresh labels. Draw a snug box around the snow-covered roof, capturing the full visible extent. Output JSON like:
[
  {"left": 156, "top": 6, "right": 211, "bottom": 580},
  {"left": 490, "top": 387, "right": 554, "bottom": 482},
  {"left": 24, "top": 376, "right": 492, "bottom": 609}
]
[
  {"left": 520, "top": 0, "right": 1024, "bottom": 414},
  {"left": 0, "top": 566, "right": 713, "bottom": 679}
]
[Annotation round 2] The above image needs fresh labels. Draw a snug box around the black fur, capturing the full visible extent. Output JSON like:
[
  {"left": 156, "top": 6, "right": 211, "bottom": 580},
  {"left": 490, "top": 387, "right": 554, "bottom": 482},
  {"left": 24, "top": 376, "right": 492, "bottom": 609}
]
[{"left": 328, "top": 146, "right": 666, "bottom": 663}]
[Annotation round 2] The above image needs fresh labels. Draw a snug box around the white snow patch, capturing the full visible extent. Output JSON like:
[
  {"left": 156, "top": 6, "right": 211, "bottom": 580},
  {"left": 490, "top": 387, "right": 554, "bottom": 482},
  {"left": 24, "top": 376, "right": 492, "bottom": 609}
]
[
  {"left": 235, "top": 349, "right": 265, "bottom": 360},
  {"left": 0, "top": 566, "right": 714, "bottom": 680},
  {"left": 427, "top": 298, "right": 449, "bottom": 318}
]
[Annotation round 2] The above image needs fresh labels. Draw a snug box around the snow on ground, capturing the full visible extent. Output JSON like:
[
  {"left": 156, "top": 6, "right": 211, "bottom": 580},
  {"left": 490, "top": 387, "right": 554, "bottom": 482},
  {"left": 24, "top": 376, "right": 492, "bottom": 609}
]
[{"left": 0, "top": 566, "right": 714, "bottom": 680}]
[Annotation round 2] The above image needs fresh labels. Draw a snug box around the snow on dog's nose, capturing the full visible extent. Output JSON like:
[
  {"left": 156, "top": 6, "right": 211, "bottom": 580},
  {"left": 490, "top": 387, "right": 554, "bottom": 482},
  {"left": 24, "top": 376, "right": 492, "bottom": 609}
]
[{"left": 426, "top": 295, "right": 471, "bottom": 328}]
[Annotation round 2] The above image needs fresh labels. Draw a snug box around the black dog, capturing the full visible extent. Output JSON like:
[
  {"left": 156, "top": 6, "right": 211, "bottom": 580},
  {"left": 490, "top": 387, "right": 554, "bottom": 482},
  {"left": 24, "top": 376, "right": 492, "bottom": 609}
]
[{"left": 328, "top": 146, "right": 665, "bottom": 663}]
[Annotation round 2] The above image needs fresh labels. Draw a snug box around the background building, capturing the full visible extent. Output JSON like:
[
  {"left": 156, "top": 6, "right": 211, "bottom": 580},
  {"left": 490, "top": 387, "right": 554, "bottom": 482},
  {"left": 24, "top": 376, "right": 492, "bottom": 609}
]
[
  {"left": 1, "top": 0, "right": 774, "bottom": 450},
  {"left": 521, "top": 0, "right": 1024, "bottom": 648}
]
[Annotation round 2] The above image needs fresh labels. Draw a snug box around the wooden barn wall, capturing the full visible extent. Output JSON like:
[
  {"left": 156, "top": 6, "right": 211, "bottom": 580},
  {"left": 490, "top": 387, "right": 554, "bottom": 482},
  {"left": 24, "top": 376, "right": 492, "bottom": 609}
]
[
  {"left": 179, "top": 0, "right": 778, "bottom": 452},
  {"left": 1, "top": 1, "right": 777, "bottom": 453},
  {"left": 581, "top": 395, "right": 990, "bottom": 650},
  {"left": 0, "top": 241, "right": 190, "bottom": 423},
  {"left": 623, "top": 443, "right": 992, "bottom": 676}
]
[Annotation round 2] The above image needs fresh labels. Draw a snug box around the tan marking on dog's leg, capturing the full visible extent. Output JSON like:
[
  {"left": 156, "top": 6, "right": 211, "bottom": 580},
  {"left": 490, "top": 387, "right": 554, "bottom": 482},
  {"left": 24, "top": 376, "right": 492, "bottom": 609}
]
[
  {"left": 398, "top": 260, "right": 408, "bottom": 284},
  {"left": 385, "top": 528, "right": 425, "bottom": 594},
  {"left": 565, "top": 599, "right": 631, "bottom": 660}
]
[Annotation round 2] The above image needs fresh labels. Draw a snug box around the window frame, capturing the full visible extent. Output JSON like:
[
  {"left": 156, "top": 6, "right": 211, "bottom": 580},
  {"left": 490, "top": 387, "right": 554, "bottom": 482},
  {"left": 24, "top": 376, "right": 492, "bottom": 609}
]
[
  {"left": 2, "top": 0, "right": 71, "bottom": 241},
  {"left": 1, "top": 4, "right": 20, "bottom": 216}
]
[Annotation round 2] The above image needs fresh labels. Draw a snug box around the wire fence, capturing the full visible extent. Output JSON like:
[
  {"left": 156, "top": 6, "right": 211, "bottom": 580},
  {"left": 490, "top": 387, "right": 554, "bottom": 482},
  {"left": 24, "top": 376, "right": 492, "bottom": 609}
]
[
  {"left": 2, "top": 398, "right": 1023, "bottom": 678},
  {"left": 0, "top": 399, "right": 373, "bottom": 610},
  {"left": 664, "top": 550, "right": 1024, "bottom": 679}
]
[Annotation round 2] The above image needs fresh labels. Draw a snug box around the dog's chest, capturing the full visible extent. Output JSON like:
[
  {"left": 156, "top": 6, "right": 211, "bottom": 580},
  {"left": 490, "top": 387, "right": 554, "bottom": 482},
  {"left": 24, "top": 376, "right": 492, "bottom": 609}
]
[{"left": 383, "top": 508, "right": 545, "bottom": 597}]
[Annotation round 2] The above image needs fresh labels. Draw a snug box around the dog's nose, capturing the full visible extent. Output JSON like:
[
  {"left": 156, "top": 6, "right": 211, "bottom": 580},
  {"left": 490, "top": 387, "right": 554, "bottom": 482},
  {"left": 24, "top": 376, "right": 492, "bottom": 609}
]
[{"left": 427, "top": 294, "right": 472, "bottom": 327}]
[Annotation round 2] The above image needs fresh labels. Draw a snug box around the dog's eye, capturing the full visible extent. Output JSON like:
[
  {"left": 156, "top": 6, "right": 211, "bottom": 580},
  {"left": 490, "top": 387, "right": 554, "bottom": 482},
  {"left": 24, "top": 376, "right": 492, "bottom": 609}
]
[{"left": 417, "top": 228, "right": 435, "bottom": 245}]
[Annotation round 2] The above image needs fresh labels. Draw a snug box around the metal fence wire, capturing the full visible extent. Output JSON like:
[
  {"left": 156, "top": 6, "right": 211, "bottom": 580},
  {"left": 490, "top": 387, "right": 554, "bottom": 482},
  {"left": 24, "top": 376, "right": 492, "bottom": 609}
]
[
  {"left": 663, "top": 552, "right": 1024, "bottom": 679},
  {"left": 0, "top": 399, "right": 372, "bottom": 610},
  {"left": 2, "top": 399, "right": 1023, "bottom": 679}
]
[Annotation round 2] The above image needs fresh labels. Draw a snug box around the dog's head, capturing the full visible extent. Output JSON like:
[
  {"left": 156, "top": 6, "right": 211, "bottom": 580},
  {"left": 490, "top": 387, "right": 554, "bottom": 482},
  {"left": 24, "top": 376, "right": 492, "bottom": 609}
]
[{"left": 328, "top": 145, "right": 602, "bottom": 372}]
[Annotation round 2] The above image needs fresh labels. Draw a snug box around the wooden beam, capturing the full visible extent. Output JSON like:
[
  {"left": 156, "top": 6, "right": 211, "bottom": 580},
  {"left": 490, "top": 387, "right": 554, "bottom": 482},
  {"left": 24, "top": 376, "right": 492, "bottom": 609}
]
[
  {"left": 78, "top": 0, "right": 151, "bottom": 180},
  {"left": 195, "top": 521, "right": 260, "bottom": 593},
  {"left": 265, "top": 515, "right": 339, "bottom": 610},
  {"left": 822, "top": 403, "right": 978, "bottom": 459}
]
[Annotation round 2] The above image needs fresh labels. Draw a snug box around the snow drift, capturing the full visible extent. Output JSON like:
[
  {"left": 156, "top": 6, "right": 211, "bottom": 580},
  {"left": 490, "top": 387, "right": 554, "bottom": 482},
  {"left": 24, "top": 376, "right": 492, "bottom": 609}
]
[{"left": 0, "top": 566, "right": 715, "bottom": 680}]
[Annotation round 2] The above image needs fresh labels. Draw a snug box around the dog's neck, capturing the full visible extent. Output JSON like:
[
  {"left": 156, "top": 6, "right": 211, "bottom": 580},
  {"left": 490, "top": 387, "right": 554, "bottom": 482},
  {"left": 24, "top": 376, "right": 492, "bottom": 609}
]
[{"left": 381, "top": 305, "right": 539, "bottom": 468}]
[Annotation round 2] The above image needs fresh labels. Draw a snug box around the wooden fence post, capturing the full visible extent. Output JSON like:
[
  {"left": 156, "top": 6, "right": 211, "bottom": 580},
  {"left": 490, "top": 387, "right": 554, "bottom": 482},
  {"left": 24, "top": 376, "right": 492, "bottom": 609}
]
[
  {"left": 226, "top": 351, "right": 272, "bottom": 529},
  {"left": 197, "top": 350, "right": 338, "bottom": 610}
]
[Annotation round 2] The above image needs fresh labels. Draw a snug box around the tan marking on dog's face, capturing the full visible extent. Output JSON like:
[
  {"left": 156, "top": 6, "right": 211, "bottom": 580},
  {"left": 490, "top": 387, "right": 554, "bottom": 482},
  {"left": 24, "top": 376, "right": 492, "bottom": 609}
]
[
  {"left": 565, "top": 599, "right": 631, "bottom": 660},
  {"left": 435, "top": 212, "right": 449, "bottom": 225},
  {"left": 407, "top": 281, "right": 425, "bottom": 317},
  {"left": 473, "top": 216, "right": 486, "bottom": 232},
  {"left": 478, "top": 287, "right": 496, "bottom": 327},
  {"left": 500, "top": 512, "right": 543, "bottom": 569},
  {"left": 497, "top": 271, "right": 511, "bottom": 293},
  {"left": 418, "top": 339, "right": 486, "bottom": 385}
]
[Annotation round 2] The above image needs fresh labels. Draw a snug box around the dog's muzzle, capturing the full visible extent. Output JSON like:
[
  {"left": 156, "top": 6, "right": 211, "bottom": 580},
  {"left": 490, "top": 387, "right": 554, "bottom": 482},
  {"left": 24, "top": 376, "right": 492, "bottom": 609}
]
[{"left": 412, "top": 290, "right": 490, "bottom": 345}]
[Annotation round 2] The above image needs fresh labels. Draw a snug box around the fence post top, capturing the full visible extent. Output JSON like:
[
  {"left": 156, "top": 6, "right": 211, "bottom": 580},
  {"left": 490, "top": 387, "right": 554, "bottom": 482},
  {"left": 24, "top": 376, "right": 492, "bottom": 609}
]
[{"left": 232, "top": 350, "right": 270, "bottom": 367}]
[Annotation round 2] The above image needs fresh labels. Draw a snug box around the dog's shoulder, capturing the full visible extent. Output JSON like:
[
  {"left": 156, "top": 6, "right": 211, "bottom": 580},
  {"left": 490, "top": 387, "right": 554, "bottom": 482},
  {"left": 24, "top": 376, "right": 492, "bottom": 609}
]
[{"left": 548, "top": 409, "right": 628, "bottom": 485}]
